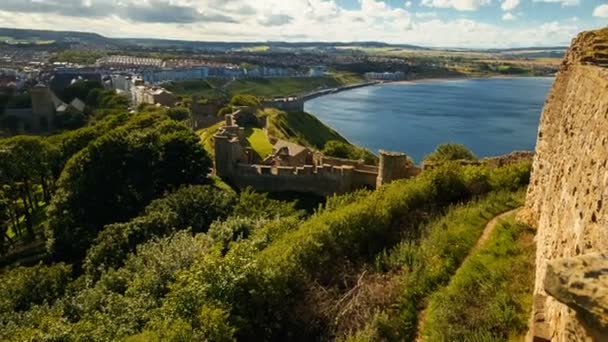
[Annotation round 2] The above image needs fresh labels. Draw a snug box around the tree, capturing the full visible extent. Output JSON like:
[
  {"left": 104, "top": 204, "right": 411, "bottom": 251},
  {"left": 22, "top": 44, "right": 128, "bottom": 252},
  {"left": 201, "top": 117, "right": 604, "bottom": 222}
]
[
  {"left": 230, "top": 95, "right": 260, "bottom": 108},
  {"left": 45, "top": 115, "right": 213, "bottom": 261},
  {"left": 84, "top": 185, "right": 236, "bottom": 275},
  {"left": 0, "top": 136, "right": 55, "bottom": 237},
  {"left": 323, "top": 140, "right": 378, "bottom": 165},
  {"left": 423, "top": 143, "right": 477, "bottom": 164},
  {"left": 166, "top": 107, "right": 191, "bottom": 121}
]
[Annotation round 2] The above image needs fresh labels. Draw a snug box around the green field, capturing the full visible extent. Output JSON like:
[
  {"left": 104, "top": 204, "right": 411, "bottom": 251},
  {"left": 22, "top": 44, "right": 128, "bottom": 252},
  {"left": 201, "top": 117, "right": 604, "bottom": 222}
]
[
  {"left": 245, "top": 127, "right": 273, "bottom": 159},
  {"left": 167, "top": 74, "right": 365, "bottom": 101}
]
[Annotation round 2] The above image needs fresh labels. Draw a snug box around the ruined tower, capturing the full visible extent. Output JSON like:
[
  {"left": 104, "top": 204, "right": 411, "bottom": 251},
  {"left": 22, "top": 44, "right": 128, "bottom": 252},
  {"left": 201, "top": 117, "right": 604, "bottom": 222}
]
[{"left": 376, "top": 150, "right": 416, "bottom": 187}]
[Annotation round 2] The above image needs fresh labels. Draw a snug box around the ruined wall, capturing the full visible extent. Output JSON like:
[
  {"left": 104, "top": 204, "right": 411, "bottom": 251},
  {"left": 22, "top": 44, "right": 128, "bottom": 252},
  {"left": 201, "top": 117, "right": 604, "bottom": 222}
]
[
  {"left": 523, "top": 28, "right": 608, "bottom": 341},
  {"left": 231, "top": 164, "right": 358, "bottom": 196}
]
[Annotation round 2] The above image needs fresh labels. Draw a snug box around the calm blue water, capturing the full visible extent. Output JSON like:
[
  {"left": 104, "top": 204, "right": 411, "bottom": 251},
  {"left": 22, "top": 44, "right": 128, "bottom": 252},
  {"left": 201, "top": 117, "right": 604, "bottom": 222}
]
[{"left": 305, "top": 77, "right": 554, "bottom": 163}]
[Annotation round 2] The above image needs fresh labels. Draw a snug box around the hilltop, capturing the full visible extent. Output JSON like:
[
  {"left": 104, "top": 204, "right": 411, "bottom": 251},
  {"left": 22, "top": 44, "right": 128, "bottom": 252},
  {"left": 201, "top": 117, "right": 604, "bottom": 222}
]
[{"left": 0, "top": 27, "right": 566, "bottom": 56}]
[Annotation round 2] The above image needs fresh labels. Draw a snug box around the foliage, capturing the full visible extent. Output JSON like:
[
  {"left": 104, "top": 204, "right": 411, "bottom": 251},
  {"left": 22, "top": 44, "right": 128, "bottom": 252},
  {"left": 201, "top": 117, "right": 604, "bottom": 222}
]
[
  {"left": 348, "top": 191, "right": 525, "bottom": 341},
  {"left": 423, "top": 143, "right": 477, "bottom": 164},
  {"left": 422, "top": 217, "right": 535, "bottom": 341},
  {"left": 0, "top": 136, "right": 56, "bottom": 242},
  {"left": 46, "top": 115, "right": 212, "bottom": 261},
  {"left": 0, "top": 263, "right": 71, "bottom": 313},
  {"left": 58, "top": 80, "right": 103, "bottom": 104},
  {"left": 265, "top": 108, "right": 349, "bottom": 150},
  {"left": 230, "top": 94, "right": 261, "bottom": 108},
  {"left": 231, "top": 187, "right": 303, "bottom": 220},
  {"left": 166, "top": 106, "right": 191, "bottom": 121},
  {"left": 323, "top": 140, "right": 378, "bottom": 165},
  {"left": 52, "top": 50, "right": 106, "bottom": 65}
]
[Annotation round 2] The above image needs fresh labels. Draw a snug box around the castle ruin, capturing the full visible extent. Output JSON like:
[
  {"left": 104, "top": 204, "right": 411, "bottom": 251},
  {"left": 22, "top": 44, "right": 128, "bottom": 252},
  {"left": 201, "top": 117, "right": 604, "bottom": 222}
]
[{"left": 213, "top": 109, "right": 420, "bottom": 196}]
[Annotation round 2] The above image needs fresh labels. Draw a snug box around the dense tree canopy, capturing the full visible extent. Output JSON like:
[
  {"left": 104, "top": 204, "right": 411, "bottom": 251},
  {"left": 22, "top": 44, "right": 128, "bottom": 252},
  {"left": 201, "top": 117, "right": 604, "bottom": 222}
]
[{"left": 46, "top": 115, "right": 212, "bottom": 261}]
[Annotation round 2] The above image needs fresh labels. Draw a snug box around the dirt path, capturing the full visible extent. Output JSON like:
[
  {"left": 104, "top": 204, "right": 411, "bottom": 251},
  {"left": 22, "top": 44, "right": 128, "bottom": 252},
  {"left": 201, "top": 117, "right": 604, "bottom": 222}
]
[{"left": 414, "top": 207, "right": 522, "bottom": 341}]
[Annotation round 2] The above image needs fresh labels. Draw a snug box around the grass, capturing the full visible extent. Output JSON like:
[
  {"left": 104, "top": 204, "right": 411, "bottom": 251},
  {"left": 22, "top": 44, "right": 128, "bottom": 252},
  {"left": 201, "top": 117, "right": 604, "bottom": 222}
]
[
  {"left": 245, "top": 127, "right": 273, "bottom": 159},
  {"left": 197, "top": 121, "right": 224, "bottom": 157},
  {"left": 167, "top": 74, "right": 364, "bottom": 100},
  {"left": 264, "top": 108, "right": 348, "bottom": 150},
  {"left": 345, "top": 190, "right": 526, "bottom": 341},
  {"left": 225, "top": 77, "right": 341, "bottom": 97},
  {"left": 422, "top": 215, "right": 535, "bottom": 341}
]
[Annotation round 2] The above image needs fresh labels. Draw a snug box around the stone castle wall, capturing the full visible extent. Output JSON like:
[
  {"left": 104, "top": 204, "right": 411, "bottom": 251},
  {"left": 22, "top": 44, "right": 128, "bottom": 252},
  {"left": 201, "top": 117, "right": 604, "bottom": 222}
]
[
  {"left": 523, "top": 28, "right": 608, "bottom": 341},
  {"left": 213, "top": 113, "right": 417, "bottom": 196}
]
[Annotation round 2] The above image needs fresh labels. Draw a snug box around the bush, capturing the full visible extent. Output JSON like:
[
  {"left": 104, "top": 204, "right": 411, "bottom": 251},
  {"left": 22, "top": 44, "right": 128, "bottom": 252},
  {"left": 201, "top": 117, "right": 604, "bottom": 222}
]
[
  {"left": 423, "top": 143, "right": 477, "bottom": 164},
  {"left": 0, "top": 263, "right": 72, "bottom": 313},
  {"left": 229, "top": 95, "right": 260, "bottom": 108},
  {"left": 85, "top": 185, "right": 237, "bottom": 275},
  {"left": 46, "top": 115, "right": 213, "bottom": 261},
  {"left": 166, "top": 107, "right": 191, "bottom": 121}
]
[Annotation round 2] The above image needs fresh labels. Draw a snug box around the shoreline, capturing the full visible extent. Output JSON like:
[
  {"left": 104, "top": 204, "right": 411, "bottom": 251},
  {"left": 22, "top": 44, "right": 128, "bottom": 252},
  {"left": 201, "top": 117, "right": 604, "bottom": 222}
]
[{"left": 304, "top": 74, "right": 555, "bottom": 102}]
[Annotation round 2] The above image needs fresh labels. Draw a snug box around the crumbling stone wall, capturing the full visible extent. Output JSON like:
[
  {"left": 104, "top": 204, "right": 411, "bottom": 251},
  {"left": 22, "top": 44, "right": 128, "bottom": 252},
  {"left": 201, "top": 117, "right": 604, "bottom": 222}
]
[
  {"left": 213, "top": 113, "right": 417, "bottom": 196},
  {"left": 523, "top": 28, "right": 608, "bottom": 341}
]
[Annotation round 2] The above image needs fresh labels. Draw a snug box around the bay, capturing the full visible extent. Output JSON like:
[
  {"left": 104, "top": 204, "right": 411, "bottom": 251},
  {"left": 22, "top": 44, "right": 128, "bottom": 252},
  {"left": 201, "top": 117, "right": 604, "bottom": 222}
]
[{"left": 305, "top": 77, "right": 554, "bottom": 163}]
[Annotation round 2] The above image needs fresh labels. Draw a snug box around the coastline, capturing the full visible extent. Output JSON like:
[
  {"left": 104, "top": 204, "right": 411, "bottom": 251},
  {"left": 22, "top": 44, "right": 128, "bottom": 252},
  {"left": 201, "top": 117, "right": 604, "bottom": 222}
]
[{"left": 304, "top": 74, "right": 556, "bottom": 102}]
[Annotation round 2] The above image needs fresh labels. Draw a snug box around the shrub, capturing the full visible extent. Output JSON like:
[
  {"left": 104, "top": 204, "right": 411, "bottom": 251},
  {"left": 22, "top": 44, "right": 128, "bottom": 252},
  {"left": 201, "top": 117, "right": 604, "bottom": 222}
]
[
  {"left": 423, "top": 143, "right": 477, "bottom": 164},
  {"left": 0, "top": 263, "right": 72, "bottom": 313},
  {"left": 85, "top": 185, "right": 237, "bottom": 275}
]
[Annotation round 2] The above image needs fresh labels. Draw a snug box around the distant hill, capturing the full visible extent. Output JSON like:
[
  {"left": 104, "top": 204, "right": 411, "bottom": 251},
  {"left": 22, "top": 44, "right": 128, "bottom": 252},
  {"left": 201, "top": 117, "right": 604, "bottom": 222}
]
[{"left": 0, "top": 27, "right": 567, "bottom": 55}]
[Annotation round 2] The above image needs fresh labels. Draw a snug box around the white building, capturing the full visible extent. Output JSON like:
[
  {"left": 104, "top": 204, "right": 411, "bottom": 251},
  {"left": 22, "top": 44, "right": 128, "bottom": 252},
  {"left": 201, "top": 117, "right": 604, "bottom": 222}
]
[
  {"left": 309, "top": 66, "right": 327, "bottom": 77},
  {"left": 143, "top": 67, "right": 210, "bottom": 84}
]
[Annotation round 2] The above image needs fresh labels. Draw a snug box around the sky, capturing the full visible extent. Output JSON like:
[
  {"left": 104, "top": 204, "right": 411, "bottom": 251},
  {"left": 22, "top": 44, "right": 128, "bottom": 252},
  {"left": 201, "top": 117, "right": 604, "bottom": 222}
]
[{"left": 0, "top": 0, "right": 606, "bottom": 48}]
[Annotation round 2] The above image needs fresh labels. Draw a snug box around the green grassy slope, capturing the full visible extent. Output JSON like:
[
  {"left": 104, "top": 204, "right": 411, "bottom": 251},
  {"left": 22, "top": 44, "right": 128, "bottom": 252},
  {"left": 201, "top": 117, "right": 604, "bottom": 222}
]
[
  {"left": 264, "top": 108, "right": 348, "bottom": 150},
  {"left": 245, "top": 127, "right": 273, "bottom": 159},
  {"left": 422, "top": 215, "right": 535, "bottom": 341},
  {"left": 166, "top": 74, "right": 365, "bottom": 100}
]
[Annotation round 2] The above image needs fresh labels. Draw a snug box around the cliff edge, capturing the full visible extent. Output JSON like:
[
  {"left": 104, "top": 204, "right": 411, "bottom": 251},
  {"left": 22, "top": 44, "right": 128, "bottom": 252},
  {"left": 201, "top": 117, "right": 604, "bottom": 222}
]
[{"left": 523, "top": 28, "right": 608, "bottom": 341}]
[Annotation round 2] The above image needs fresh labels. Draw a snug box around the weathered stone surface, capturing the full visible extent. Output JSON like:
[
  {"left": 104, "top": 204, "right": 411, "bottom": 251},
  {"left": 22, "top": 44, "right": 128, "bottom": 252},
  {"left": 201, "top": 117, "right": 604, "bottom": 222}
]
[
  {"left": 544, "top": 253, "right": 608, "bottom": 332},
  {"left": 525, "top": 27, "right": 608, "bottom": 342}
]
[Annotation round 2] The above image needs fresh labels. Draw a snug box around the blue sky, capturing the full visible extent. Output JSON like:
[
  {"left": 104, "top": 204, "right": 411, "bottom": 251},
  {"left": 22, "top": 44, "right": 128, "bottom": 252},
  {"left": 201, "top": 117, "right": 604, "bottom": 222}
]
[{"left": 0, "top": 0, "right": 606, "bottom": 48}]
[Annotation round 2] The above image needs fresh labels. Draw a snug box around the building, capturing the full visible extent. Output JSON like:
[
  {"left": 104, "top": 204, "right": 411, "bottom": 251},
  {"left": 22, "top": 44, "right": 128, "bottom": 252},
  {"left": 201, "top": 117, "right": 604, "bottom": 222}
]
[
  {"left": 132, "top": 85, "right": 175, "bottom": 107},
  {"left": 309, "top": 66, "right": 327, "bottom": 77},
  {"left": 364, "top": 71, "right": 406, "bottom": 81},
  {"left": 271, "top": 139, "right": 314, "bottom": 166},
  {"left": 142, "top": 67, "right": 210, "bottom": 84},
  {"left": 97, "top": 55, "right": 163, "bottom": 69}
]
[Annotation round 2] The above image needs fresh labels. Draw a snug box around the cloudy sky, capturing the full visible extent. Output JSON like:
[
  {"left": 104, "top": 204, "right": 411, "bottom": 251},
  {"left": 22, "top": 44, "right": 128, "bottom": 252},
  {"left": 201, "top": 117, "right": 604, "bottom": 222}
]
[{"left": 0, "top": 0, "right": 607, "bottom": 48}]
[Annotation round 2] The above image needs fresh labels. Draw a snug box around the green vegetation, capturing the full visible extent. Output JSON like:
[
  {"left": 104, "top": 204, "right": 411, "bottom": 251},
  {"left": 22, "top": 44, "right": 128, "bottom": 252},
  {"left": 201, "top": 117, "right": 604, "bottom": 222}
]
[
  {"left": 245, "top": 127, "right": 273, "bottom": 159},
  {"left": 0, "top": 71, "right": 536, "bottom": 341},
  {"left": 323, "top": 140, "right": 378, "bottom": 165},
  {"left": 167, "top": 74, "right": 362, "bottom": 102},
  {"left": 51, "top": 50, "right": 106, "bottom": 65},
  {"left": 345, "top": 191, "right": 524, "bottom": 341},
  {"left": 265, "top": 108, "right": 348, "bottom": 150},
  {"left": 198, "top": 121, "right": 224, "bottom": 157},
  {"left": 422, "top": 216, "right": 535, "bottom": 341},
  {"left": 424, "top": 143, "right": 477, "bottom": 164},
  {"left": 47, "top": 114, "right": 212, "bottom": 261}
]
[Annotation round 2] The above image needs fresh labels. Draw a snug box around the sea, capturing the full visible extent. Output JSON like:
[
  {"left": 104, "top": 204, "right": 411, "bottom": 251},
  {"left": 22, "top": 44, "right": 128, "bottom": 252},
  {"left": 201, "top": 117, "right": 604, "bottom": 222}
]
[{"left": 305, "top": 77, "right": 555, "bottom": 163}]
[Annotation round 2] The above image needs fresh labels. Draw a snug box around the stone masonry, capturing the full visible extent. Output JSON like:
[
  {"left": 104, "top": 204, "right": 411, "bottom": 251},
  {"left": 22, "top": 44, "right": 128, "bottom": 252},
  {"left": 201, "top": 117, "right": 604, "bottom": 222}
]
[{"left": 522, "top": 28, "right": 608, "bottom": 341}]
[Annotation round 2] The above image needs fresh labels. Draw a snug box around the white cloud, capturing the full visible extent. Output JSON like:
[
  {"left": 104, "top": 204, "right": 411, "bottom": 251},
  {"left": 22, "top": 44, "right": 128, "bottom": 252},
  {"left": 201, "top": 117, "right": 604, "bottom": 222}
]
[
  {"left": 415, "top": 12, "right": 438, "bottom": 18},
  {"left": 501, "top": 0, "right": 520, "bottom": 11},
  {"left": 405, "top": 1, "right": 413, "bottom": 8},
  {"left": 593, "top": 4, "right": 608, "bottom": 18},
  {"left": 532, "top": 0, "right": 580, "bottom": 7},
  {"left": 0, "top": 0, "right": 595, "bottom": 48},
  {"left": 420, "top": 0, "right": 491, "bottom": 11},
  {"left": 502, "top": 12, "right": 515, "bottom": 20}
]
